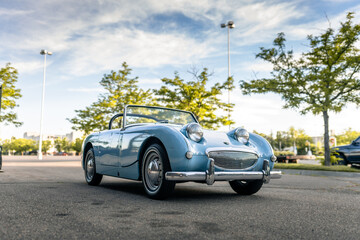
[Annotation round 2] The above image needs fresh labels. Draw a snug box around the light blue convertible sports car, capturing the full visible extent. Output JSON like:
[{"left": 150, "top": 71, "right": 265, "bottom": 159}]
[{"left": 82, "top": 105, "right": 281, "bottom": 199}]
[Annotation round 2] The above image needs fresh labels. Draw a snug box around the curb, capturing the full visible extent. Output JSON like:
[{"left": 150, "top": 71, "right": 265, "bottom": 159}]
[{"left": 280, "top": 169, "right": 360, "bottom": 178}]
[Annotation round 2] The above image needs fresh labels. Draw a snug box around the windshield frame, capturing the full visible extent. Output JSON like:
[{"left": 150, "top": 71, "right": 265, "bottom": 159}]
[{"left": 123, "top": 105, "right": 198, "bottom": 128}]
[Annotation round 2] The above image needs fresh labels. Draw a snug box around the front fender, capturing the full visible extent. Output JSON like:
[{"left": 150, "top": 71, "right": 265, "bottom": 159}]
[
  {"left": 126, "top": 125, "right": 190, "bottom": 172},
  {"left": 248, "top": 133, "right": 275, "bottom": 169},
  {"left": 81, "top": 132, "right": 99, "bottom": 169}
]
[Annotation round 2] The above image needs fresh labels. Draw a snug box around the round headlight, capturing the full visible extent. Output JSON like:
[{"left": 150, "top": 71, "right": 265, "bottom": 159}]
[
  {"left": 234, "top": 128, "right": 249, "bottom": 144},
  {"left": 186, "top": 123, "right": 203, "bottom": 142}
]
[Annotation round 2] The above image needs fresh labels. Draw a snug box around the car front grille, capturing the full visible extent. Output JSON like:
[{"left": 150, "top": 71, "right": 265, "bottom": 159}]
[{"left": 207, "top": 151, "right": 258, "bottom": 170}]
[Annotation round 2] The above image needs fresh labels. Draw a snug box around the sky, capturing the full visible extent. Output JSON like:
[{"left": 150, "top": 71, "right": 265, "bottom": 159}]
[{"left": 0, "top": 0, "right": 359, "bottom": 140}]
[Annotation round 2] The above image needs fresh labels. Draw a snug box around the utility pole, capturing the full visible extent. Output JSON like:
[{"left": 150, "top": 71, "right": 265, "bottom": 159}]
[
  {"left": 38, "top": 49, "right": 52, "bottom": 160},
  {"left": 221, "top": 21, "right": 235, "bottom": 130}
]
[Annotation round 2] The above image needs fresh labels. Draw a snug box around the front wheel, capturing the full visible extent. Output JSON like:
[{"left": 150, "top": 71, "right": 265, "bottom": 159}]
[
  {"left": 229, "top": 180, "right": 263, "bottom": 195},
  {"left": 84, "top": 148, "right": 103, "bottom": 186},
  {"left": 337, "top": 153, "right": 348, "bottom": 165},
  {"left": 142, "top": 144, "right": 175, "bottom": 199}
]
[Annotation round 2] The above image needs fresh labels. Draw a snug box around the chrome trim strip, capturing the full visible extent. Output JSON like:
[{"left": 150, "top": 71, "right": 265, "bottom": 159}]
[
  {"left": 165, "top": 172, "right": 205, "bottom": 181},
  {"left": 205, "top": 147, "right": 259, "bottom": 158},
  {"left": 165, "top": 170, "right": 282, "bottom": 183},
  {"left": 206, "top": 158, "right": 215, "bottom": 185},
  {"left": 263, "top": 160, "right": 270, "bottom": 183},
  {"left": 123, "top": 105, "right": 127, "bottom": 129},
  {"left": 269, "top": 171, "right": 282, "bottom": 179}
]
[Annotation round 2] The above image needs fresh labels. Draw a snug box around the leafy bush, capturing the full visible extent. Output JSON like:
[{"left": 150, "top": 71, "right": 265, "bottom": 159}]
[{"left": 319, "top": 149, "right": 340, "bottom": 165}]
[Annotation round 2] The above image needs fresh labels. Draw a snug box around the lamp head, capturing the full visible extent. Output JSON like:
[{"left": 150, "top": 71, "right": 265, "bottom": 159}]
[
  {"left": 228, "top": 21, "right": 235, "bottom": 28},
  {"left": 40, "top": 50, "right": 52, "bottom": 55}
]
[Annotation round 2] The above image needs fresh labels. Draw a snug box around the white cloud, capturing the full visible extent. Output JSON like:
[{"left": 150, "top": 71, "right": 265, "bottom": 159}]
[
  {"left": 67, "top": 87, "right": 106, "bottom": 93},
  {"left": 284, "top": 4, "right": 360, "bottom": 40},
  {"left": 61, "top": 28, "right": 213, "bottom": 76},
  {"left": 12, "top": 60, "right": 44, "bottom": 74},
  {"left": 139, "top": 78, "right": 162, "bottom": 85},
  {"left": 244, "top": 61, "right": 274, "bottom": 73},
  {"left": 0, "top": 8, "right": 31, "bottom": 16}
]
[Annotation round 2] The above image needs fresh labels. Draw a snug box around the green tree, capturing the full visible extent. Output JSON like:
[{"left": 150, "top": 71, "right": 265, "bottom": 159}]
[
  {"left": 71, "top": 137, "right": 84, "bottom": 155},
  {"left": 0, "top": 63, "right": 22, "bottom": 126},
  {"left": 41, "top": 140, "right": 52, "bottom": 154},
  {"left": 240, "top": 13, "right": 360, "bottom": 165},
  {"left": 253, "top": 130, "right": 276, "bottom": 147},
  {"left": 254, "top": 127, "right": 312, "bottom": 154},
  {"left": 154, "top": 69, "right": 234, "bottom": 129},
  {"left": 54, "top": 137, "right": 71, "bottom": 152},
  {"left": 336, "top": 128, "right": 360, "bottom": 145},
  {"left": 10, "top": 138, "right": 36, "bottom": 155},
  {"left": 68, "top": 62, "right": 153, "bottom": 134},
  {"left": 1, "top": 139, "right": 12, "bottom": 154},
  {"left": 291, "top": 128, "right": 313, "bottom": 155}
]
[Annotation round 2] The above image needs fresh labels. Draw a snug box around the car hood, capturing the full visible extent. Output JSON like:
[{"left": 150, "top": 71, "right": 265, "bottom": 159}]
[
  {"left": 172, "top": 125, "right": 273, "bottom": 158},
  {"left": 334, "top": 144, "right": 350, "bottom": 150}
]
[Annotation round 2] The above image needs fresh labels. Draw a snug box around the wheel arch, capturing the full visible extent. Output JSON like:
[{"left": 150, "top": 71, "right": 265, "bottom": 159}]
[
  {"left": 82, "top": 142, "right": 94, "bottom": 170},
  {"left": 137, "top": 136, "right": 170, "bottom": 180},
  {"left": 338, "top": 151, "right": 348, "bottom": 163}
]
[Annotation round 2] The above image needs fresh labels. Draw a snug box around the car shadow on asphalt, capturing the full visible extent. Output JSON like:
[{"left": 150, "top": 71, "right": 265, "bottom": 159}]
[
  {"left": 99, "top": 181, "right": 145, "bottom": 196},
  {"left": 97, "top": 179, "right": 267, "bottom": 202}
]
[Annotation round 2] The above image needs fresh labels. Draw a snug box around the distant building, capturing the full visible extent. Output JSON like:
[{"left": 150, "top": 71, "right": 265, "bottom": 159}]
[
  {"left": 23, "top": 131, "right": 83, "bottom": 142},
  {"left": 65, "top": 131, "right": 83, "bottom": 142},
  {"left": 23, "top": 131, "right": 84, "bottom": 154},
  {"left": 312, "top": 136, "right": 323, "bottom": 147},
  {"left": 311, "top": 129, "right": 336, "bottom": 148},
  {"left": 23, "top": 132, "right": 40, "bottom": 141}
]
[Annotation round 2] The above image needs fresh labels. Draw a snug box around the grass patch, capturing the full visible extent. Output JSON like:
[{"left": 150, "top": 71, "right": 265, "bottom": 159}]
[{"left": 274, "top": 163, "right": 360, "bottom": 173}]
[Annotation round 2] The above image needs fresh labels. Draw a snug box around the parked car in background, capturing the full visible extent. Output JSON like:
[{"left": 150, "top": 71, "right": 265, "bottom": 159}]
[
  {"left": 55, "top": 152, "right": 68, "bottom": 156},
  {"left": 81, "top": 105, "right": 281, "bottom": 199},
  {"left": 333, "top": 136, "right": 360, "bottom": 165}
]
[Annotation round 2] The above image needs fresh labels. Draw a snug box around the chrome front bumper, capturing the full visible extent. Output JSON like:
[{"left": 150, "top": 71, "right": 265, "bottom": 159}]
[{"left": 165, "top": 159, "right": 282, "bottom": 185}]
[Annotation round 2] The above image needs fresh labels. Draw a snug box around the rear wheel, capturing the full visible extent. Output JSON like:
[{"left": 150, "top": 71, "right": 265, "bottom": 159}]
[
  {"left": 229, "top": 180, "right": 263, "bottom": 195},
  {"left": 84, "top": 148, "right": 103, "bottom": 186},
  {"left": 142, "top": 144, "right": 175, "bottom": 199}
]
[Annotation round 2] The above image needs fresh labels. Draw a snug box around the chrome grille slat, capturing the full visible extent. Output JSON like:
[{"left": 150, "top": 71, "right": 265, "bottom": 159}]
[{"left": 208, "top": 151, "right": 258, "bottom": 170}]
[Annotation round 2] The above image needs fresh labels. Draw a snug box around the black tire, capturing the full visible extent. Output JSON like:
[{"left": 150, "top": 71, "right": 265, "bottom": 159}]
[
  {"left": 84, "top": 148, "right": 103, "bottom": 186},
  {"left": 229, "top": 180, "right": 263, "bottom": 195},
  {"left": 142, "top": 143, "right": 175, "bottom": 199}
]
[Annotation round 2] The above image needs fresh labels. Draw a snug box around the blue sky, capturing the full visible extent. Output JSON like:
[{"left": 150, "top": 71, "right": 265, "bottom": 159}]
[{"left": 0, "top": 0, "right": 359, "bottom": 139}]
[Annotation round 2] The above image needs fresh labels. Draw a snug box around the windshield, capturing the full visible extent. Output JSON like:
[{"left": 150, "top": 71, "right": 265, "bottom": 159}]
[{"left": 125, "top": 105, "right": 197, "bottom": 127}]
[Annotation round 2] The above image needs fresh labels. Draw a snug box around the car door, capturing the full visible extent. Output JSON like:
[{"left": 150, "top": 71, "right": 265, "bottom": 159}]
[
  {"left": 97, "top": 129, "right": 123, "bottom": 176},
  {"left": 119, "top": 131, "right": 148, "bottom": 167}
]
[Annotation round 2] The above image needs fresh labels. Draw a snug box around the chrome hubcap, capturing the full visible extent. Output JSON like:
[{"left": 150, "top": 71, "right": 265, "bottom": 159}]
[
  {"left": 147, "top": 160, "right": 160, "bottom": 184},
  {"left": 144, "top": 150, "right": 162, "bottom": 192},
  {"left": 86, "top": 157, "right": 94, "bottom": 181}
]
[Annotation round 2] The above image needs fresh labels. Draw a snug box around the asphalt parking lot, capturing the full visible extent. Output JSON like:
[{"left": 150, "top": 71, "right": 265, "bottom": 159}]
[{"left": 0, "top": 156, "right": 359, "bottom": 240}]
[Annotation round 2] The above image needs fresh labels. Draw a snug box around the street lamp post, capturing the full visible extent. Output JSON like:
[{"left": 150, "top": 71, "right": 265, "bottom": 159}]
[
  {"left": 0, "top": 80, "right": 3, "bottom": 170},
  {"left": 221, "top": 21, "right": 235, "bottom": 129},
  {"left": 38, "top": 49, "right": 52, "bottom": 160}
]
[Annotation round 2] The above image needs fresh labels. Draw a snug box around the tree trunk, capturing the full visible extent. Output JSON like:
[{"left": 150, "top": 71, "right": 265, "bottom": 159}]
[{"left": 323, "top": 110, "right": 331, "bottom": 166}]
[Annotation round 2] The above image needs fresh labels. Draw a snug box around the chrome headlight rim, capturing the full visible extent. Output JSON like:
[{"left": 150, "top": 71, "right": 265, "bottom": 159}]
[
  {"left": 186, "top": 123, "right": 204, "bottom": 142},
  {"left": 234, "top": 128, "right": 249, "bottom": 144}
]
